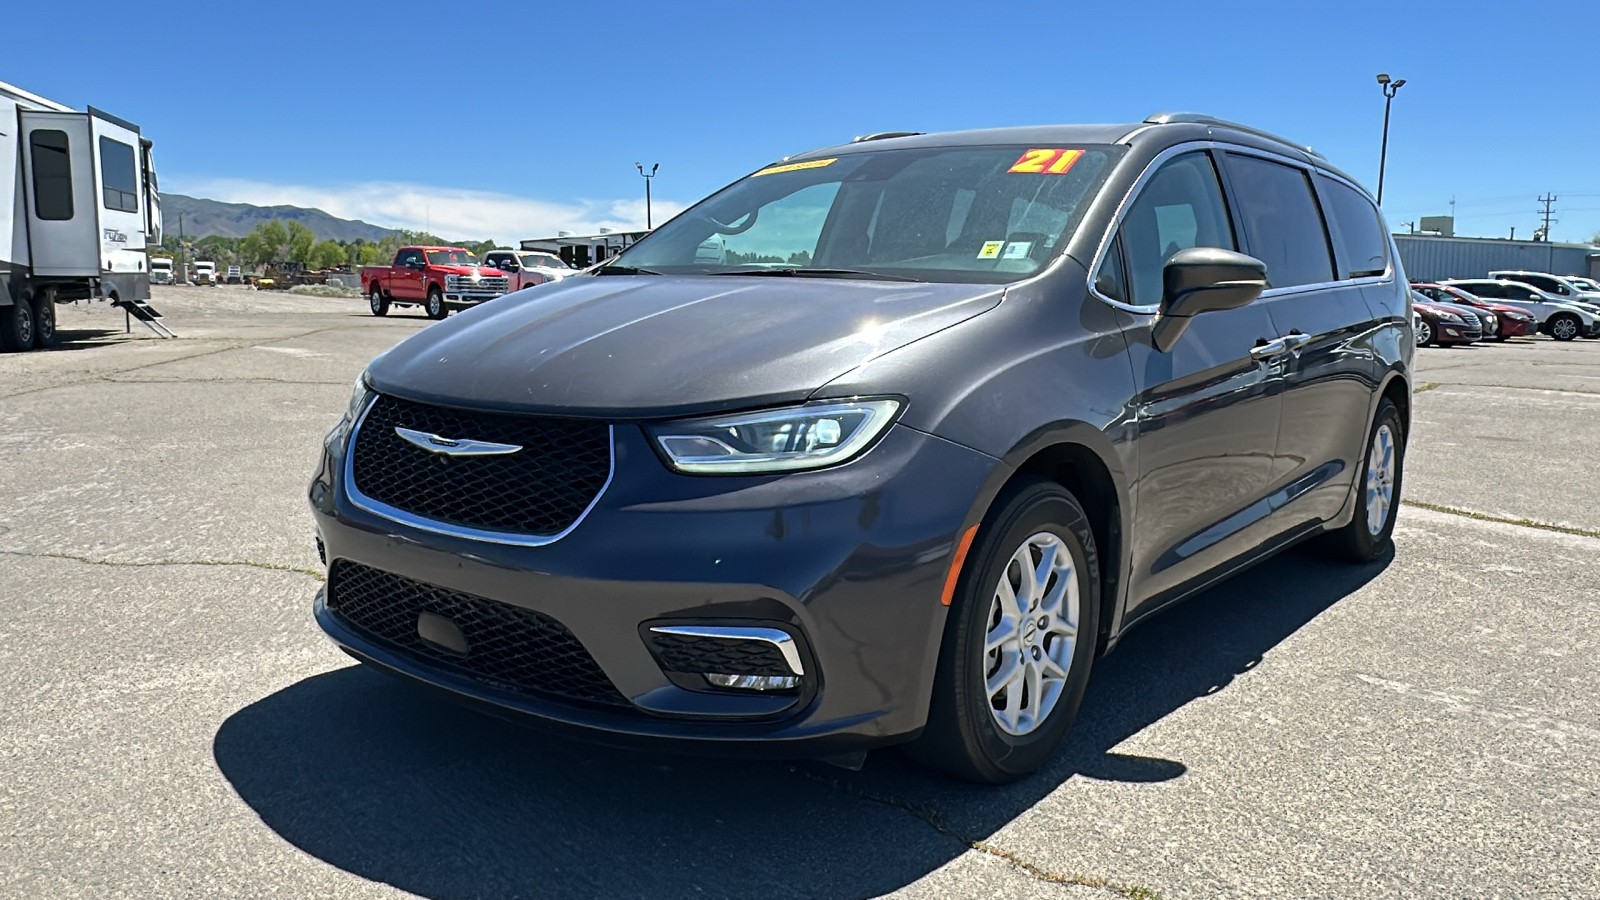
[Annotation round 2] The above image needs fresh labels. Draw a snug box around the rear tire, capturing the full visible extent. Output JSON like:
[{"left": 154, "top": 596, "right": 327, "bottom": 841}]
[
  {"left": 31, "top": 292, "right": 59, "bottom": 349},
  {"left": 909, "top": 480, "right": 1100, "bottom": 783},
  {"left": 0, "top": 296, "right": 36, "bottom": 352},
  {"left": 1321, "top": 398, "right": 1404, "bottom": 563},
  {"left": 369, "top": 285, "right": 390, "bottom": 317},
  {"left": 426, "top": 287, "right": 446, "bottom": 320},
  {"left": 1548, "top": 313, "right": 1580, "bottom": 342}
]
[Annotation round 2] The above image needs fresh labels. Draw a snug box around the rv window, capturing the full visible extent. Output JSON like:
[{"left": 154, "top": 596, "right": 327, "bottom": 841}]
[
  {"left": 99, "top": 137, "right": 139, "bottom": 213},
  {"left": 30, "top": 130, "right": 75, "bottom": 221}
]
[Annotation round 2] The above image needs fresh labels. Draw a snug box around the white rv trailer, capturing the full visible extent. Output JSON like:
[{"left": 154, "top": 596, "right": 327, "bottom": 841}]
[{"left": 1, "top": 80, "right": 162, "bottom": 351}]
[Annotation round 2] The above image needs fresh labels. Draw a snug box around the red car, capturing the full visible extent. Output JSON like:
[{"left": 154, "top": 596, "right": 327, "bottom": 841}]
[
  {"left": 1413, "top": 302, "right": 1479, "bottom": 346},
  {"left": 1411, "top": 282, "right": 1535, "bottom": 340}
]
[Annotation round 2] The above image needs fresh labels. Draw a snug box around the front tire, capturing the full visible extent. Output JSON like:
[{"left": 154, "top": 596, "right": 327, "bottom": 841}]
[
  {"left": 1322, "top": 398, "right": 1404, "bottom": 563},
  {"left": 909, "top": 480, "right": 1100, "bottom": 783},
  {"left": 369, "top": 285, "right": 390, "bottom": 317},
  {"left": 1415, "top": 319, "right": 1432, "bottom": 347},
  {"left": 0, "top": 296, "right": 36, "bottom": 352},
  {"left": 425, "top": 287, "right": 446, "bottom": 320},
  {"left": 31, "top": 292, "right": 59, "bottom": 349},
  {"left": 1548, "top": 313, "right": 1580, "bottom": 342}
]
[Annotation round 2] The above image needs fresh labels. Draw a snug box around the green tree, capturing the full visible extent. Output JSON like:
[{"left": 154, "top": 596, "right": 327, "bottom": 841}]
[
  {"left": 286, "top": 221, "right": 316, "bottom": 266},
  {"left": 309, "top": 240, "right": 346, "bottom": 270}
]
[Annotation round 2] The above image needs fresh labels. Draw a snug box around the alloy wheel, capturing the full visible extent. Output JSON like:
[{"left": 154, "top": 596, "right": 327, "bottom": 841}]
[
  {"left": 1552, "top": 317, "right": 1578, "bottom": 340},
  {"left": 1415, "top": 320, "right": 1431, "bottom": 346},
  {"left": 1366, "top": 424, "right": 1396, "bottom": 536},
  {"left": 983, "top": 531, "right": 1079, "bottom": 736}
]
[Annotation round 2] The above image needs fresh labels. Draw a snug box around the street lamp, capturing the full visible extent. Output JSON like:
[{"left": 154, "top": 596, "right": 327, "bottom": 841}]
[
  {"left": 635, "top": 162, "right": 660, "bottom": 229},
  {"left": 1375, "top": 73, "right": 1407, "bottom": 206}
]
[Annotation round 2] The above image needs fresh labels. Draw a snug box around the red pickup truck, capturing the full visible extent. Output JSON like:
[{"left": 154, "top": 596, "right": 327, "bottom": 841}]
[{"left": 361, "top": 246, "right": 511, "bottom": 319}]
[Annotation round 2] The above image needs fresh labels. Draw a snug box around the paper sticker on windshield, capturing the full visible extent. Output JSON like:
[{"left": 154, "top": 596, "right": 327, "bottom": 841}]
[
  {"left": 1002, "top": 241, "right": 1032, "bottom": 259},
  {"left": 1008, "top": 148, "right": 1084, "bottom": 175},
  {"left": 977, "top": 241, "right": 1005, "bottom": 259},
  {"left": 753, "top": 157, "right": 838, "bottom": 176}
]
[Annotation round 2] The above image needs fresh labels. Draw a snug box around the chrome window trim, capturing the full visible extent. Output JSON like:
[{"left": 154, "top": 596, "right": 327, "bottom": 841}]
[
  {"left": 647, "top": 625, "right": 806, "bottom": 676},
  {"left": 1085, "top": 140, "right": 1393, "bottom": 316},
  {"left": 341, "top": 394, "right": 616, "bottom": 548}
]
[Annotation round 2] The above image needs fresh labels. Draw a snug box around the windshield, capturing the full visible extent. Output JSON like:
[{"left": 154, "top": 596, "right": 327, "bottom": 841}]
[
  {"left": 607, "top": 144, "right": 1120, "bottom": 284},
  {"left": 519, "top": 253, "right": 571, "bottom": 270},
  {"left": 426, "top": 250, "right": 478, "bottom": 266}
]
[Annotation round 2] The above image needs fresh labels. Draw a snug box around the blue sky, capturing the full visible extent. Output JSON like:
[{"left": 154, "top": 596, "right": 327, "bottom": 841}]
[{"left": 9, "top": 0, "right": 1598, "bottom": 244}]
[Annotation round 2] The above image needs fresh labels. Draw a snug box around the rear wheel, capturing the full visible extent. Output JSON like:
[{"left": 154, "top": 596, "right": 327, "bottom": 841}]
[
  {"left": 31, "top": 291, "right": 59, "bottom": 349},
  {"left": 909, "top": 480, "right": 1100, "bottom": 783},
  {"left": 1549, "top": 313, "right": 1580, "bottom": 341},
  {"left": 425, "top": 287, "right": 446, "bottom": 320},
  {"left": 0, "top": 296, "right": 36, "bottom": 352},
  {"left": 368, "top": 284, "right": 389, "bottom": 317},
  {"left": 1321, "top": 398, "right": 1404, "bottom": 563}
]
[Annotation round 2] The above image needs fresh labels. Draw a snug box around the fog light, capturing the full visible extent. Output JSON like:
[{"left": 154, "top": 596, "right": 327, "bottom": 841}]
[{"left": 706, "top": 673, "right": 800, "bottom": 691}]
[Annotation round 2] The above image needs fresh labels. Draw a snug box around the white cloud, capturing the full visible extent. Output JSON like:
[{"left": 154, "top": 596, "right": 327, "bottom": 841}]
[{"left": 171, "top": 178, "right": 688, "bottom": 244}]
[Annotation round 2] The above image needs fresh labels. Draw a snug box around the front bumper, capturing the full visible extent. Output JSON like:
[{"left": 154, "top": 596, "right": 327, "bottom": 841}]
[
  {"left": 308, "top": 416, "right": 1000, "bottom": 757},
  {"left": 442, "top": 291, "right": 508, "bottom": 306},
  {"left": 1436, "top": 324, "right": 1478, "bottom": 344}
]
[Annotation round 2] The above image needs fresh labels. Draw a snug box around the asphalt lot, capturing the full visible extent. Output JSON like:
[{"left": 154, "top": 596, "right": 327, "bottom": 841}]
[{"left": 2, "top": 285, "right": 1597, "bottom": 899}]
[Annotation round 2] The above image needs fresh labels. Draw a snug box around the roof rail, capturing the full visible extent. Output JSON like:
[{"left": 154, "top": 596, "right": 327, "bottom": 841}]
[
  {"left": 852, "top": 131, "right": 924, "bottom": 143},
  {"left": 1142, "top": 112, "right": 1325, "bottom": 160}
]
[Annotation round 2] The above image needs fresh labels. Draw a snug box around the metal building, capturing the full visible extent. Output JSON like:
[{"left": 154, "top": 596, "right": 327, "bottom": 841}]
[{"left": 1394, "top": 234, "right": 1600, "bottom": 282}]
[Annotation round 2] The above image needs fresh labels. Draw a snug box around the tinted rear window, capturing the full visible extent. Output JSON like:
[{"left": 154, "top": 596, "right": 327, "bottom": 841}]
[
  {"left": 30, "top": 129, "right": 74, "bottom": 221},
  {"left": 1224, "top": 154, "right": 1335, "bottom": 288},
  {"left": 1317, "top": 176, "right": 1388, "bottom": 278}
]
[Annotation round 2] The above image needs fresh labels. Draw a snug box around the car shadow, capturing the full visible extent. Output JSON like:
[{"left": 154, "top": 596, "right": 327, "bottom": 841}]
[{"left": 213, "top": 544, "right": 1388, "bottom": 899}]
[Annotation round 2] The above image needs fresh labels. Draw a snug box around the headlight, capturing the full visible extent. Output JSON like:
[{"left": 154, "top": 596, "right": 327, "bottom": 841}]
[
  {"left": 649, "top": 399, "right": 901, "bottom": 474},
  {"left": 1437, "top": 312, "right": 1464, "bottom": 324},
  {"left": 345, "top": 372, "right": 374, "bottom": 422}
]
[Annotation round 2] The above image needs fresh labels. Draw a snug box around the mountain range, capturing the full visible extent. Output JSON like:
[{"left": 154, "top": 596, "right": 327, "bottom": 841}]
[{"left": 161, "top": 194, "right": 398, "bottom": 242}]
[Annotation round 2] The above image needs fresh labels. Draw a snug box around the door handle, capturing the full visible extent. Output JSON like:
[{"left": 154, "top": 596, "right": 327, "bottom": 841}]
[
  {"left": 1283, "top": 332, "right": 1312, "bottom": 350},
  {"left": 1250, "top": 337, "right": 1290, "bottom": 360}
]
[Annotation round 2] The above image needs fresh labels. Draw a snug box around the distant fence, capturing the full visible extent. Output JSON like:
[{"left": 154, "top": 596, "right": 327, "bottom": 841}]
[{"left": 325, "top": 274, "right": 362, "bottom": 290}]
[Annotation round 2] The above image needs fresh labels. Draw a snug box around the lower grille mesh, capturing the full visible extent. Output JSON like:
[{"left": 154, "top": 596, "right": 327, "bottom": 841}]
[{"left": 328, "top": 560, "right": 629, "bottom": 709}]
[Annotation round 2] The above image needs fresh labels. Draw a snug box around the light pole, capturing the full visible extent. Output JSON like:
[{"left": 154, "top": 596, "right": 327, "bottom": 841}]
[
  {"left": 1375, "top": 73, "right": 1406, "bottom": 206},
  {"left": 635, "top": 162, "right": 659, "bottom": 229}
]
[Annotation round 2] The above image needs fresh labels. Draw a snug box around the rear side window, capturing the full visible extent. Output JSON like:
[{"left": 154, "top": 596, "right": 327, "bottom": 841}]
[
  {"left": 1317, "top": 176, "right": 1388, "bottom": 278},
  {"left": 1224, "top": 154, "right": 1335, "bottom": 288},
  {"left": 99, "top": 136, "right": 139, "bottom": 213},
  {"left": 30, "top": 129, "right": 74, "bottom": 221},
  {"left": 1115, "top": 151, "right": 1236, "bottom": 306}
]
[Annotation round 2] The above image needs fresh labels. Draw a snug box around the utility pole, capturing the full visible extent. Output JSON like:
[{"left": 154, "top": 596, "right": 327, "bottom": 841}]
[
  {"left": 1537, "top": 194, "right": 1558, "bottom": 241},
  {"left": 178, "top": 214, "right": 187, "bottom": 284},
  {"left": 1401, "top": 221, "right": 1416, "bottom": 234}
]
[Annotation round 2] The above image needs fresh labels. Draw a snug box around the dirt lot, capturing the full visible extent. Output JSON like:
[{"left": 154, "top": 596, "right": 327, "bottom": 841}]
[{"left": 2, "top": 285, "right": 1597, "bottom": 898}]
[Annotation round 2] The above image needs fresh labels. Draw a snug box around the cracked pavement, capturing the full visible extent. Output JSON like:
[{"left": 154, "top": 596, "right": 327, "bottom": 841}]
[{"left": 2, "top": 286, "right": 1597, "bottom": 898}]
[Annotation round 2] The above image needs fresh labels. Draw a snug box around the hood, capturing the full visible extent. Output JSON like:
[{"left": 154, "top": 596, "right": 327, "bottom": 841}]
[
  {"left": 367, "top": 274, "right": 1003, "bottom": 418},
  {"left": 432, "top": 265, "right": 506, "bottom": 277}
]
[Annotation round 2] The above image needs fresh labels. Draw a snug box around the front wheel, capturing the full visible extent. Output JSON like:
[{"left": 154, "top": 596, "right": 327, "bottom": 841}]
[
  {"left": 1321, "top": 398, "right": 1404, "bottom": 563},
  {"left": 1548, "top": 313, "right": 1580, "bottom": 342},
  {"left": 909, "top": 480, "right": 1100, "bottom": 783},
  {"left": 1415, "top": 319, "right": 1432, "bottom": 347},
  {"left": 31, "top": 292, "right": 59, "bottom": 349},
  {"left": 425, "top": 288, "right": 446, "bottom": 320},
  {"left": 368, "top": 285, "right": 389, "bottom": 317}
]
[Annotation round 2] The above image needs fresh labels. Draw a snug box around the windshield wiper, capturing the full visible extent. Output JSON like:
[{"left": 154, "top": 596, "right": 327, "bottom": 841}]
[
  {"left": 596, "top": 264, "right": 662, "bottom": 276},
  {"left": 706, "top": 267, "right": 917, "bottom": 282}
]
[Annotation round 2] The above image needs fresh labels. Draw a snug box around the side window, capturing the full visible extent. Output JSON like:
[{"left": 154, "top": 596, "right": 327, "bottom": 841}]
[
  {"left": 30, "top": 129, "right": 75, "bottom": 221},
  {"left": 1316, "top": 175, "right": 1388, "bottom": 278},
  {"left": 398, "top": 250, "right": 420, "bottom": 266},
  {"left": 1115, "top": 152, "right": 1236, "bottom": 306},
  {"left": 1095, "top": 236, "right": 1129, "bottom": 303},
  {"left": 98, "top": 136, "right": 139, "bottom": 213},
  {"left": 1470, "top": 283, "right": 1501, "bottom": 299},
  {"left": 1223, "top": 154, "right": 1336, "bottom": 288}
]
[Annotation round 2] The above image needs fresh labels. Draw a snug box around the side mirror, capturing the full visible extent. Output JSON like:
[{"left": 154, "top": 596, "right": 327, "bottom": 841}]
[{"left": 1151, "top": 247, "right": 1268, "bottom": 352}]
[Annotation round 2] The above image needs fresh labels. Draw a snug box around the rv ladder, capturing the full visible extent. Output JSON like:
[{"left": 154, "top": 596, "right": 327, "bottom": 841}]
[{"left": 114, "top": 298, "right": 177, "bottom": 339}]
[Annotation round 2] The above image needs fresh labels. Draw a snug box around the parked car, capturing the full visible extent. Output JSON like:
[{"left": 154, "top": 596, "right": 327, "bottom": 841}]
[
  {"left": 309, "top": 114, "right": 1413, "bottom": 782},
  {"left": 1567, "top": 276, "right": 1600, "bottom": 293},
  {"left": 1487, "top": 270, "right": 1600, "bottom": 308},
  {"left": 1412, "top": 301, "right": 1479, "bottom": 346},
  {"left": 1439, "top": 279, "right": 1600, "bottom": 341},
  {"left": 1411, "top": 289, "right": 1491, "bottom": 338},
  {"left": 1411, "top": 283, "right": 1533, "bottom": 340},
  {"left": 361, "top": 246, "right": 511, "bottom": 319},
  {"left": 481, "top": 249, "right": 578, "bottom": 292}
]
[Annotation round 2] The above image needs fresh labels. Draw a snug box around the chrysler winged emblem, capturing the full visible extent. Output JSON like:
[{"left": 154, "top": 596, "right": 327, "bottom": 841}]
[{"left": 394, "top": 426, "right": 522, "bottom": 457}]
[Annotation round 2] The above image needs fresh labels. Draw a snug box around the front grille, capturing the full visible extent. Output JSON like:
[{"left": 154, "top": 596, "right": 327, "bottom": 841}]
[
  {"left": 351, "top": 394, "right": 610, "bottom": 537},
  {"left": 647, "top": 632, "right": 797, "bottom": 677},
  {"left": 328, "top": 560, "right": 629, "bottom": 708},
  {"left": 445, "top": 275, "right": 510, "bottom": 294}
]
